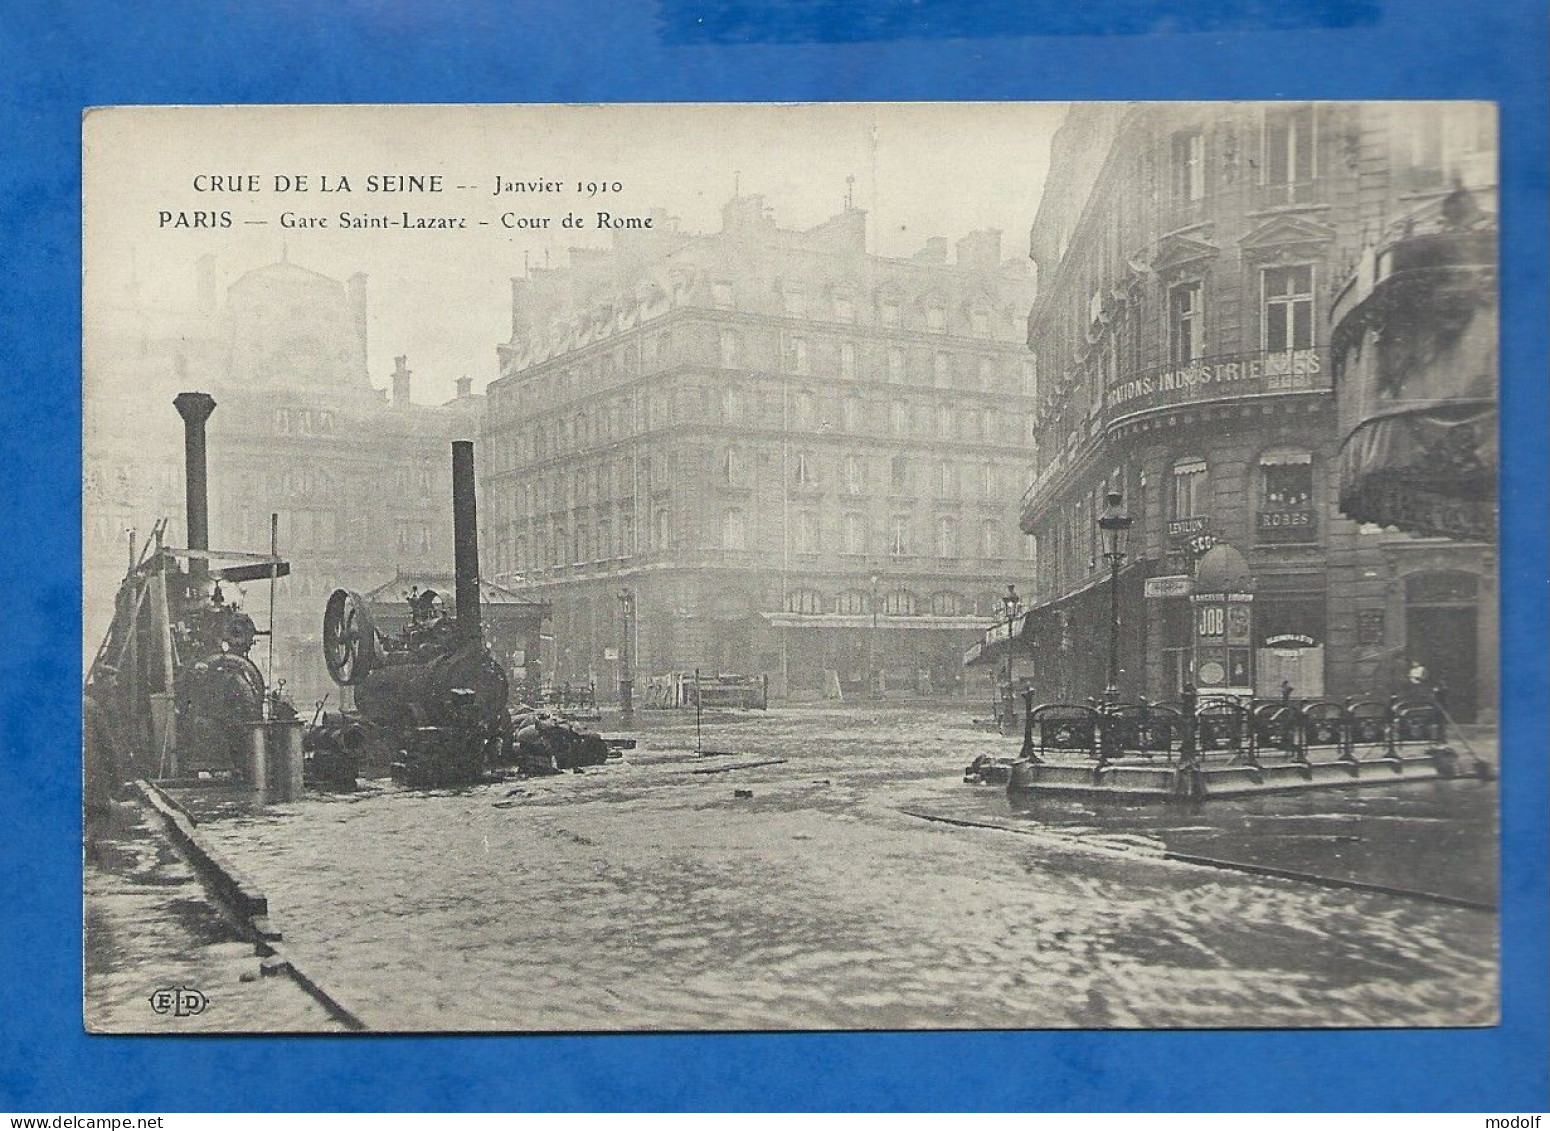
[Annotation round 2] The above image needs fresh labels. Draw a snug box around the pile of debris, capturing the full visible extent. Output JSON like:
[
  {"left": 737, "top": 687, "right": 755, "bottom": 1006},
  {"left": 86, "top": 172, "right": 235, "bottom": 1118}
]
[{"left": 503, "top": 707, "right": 614, "bottom": 775}]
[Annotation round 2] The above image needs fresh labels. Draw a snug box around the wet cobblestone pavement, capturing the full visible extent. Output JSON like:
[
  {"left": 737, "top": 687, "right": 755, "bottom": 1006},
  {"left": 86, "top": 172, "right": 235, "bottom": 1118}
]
[
  {"left": 84, "top": 801, "right": 344, "bottom": 1032},
  {"left": 167, "top": 704, "right": 1498, "bottom": 1031}
]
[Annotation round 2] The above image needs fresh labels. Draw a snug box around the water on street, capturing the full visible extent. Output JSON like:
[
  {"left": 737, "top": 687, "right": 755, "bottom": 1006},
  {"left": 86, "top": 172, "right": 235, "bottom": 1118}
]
[{"left": 165, "top": 703, "right": 1498, "bottom": 1031}]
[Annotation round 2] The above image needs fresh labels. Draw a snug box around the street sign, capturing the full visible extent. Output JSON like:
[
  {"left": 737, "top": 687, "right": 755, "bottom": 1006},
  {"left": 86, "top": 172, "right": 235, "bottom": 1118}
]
[{"left": 1145, "top": 575, "right": 1194, "bottom": 598}]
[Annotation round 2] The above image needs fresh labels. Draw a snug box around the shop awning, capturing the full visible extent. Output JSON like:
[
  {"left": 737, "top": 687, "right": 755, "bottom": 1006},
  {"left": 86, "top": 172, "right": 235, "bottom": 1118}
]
[
  {"left": 1337, "top": 400, "right": 1497, "bottom": 541},
  {"left": 1330, "top": 189, "right": 1497, "bottom": 543}
]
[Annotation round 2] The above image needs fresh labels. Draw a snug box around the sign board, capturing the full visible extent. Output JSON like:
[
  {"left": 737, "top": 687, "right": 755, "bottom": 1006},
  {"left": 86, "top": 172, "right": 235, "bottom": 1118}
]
[
  {"left": 1145, "top": 575, "right": 1194, "bottom": 599},
  {"left": 603, "top": 647, "right": 619, "bottom": 661},
  {"left": 1105, "top": 347, "right": 1329, "bottom": 422}
]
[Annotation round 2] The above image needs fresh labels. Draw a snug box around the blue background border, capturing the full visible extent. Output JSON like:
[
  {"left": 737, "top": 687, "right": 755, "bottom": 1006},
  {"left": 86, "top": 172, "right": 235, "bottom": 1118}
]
[{"left": 2, "top": 0, "right": 1544, "bottom": 1112}]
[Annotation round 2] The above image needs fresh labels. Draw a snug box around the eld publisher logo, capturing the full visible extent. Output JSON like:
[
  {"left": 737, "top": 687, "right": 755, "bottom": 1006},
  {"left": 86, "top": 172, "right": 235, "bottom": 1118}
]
[{"left": 148, "top": 986, "right": 207, "bottom": 1017}]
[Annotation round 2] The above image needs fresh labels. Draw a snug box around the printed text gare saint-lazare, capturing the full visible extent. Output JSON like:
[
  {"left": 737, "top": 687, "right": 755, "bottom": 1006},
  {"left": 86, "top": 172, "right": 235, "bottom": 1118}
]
[{"left": 160, "top": 174, "right": 651, "bottom": 231}]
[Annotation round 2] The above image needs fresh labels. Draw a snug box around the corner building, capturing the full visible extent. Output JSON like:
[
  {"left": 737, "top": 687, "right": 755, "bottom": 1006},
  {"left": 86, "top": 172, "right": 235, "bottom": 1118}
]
[
  {"left": 484, "top": 196, "right": 1038, "bottom": 700},
  {"left": 1019, "top": 103, "right": 1496, "bottom": 718}
]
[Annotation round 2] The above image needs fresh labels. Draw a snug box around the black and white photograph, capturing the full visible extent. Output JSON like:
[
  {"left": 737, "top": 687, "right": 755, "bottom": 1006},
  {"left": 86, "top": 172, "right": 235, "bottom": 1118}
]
[{"left": 81, "top": 102, "right": 1500, "bottom": 1033}]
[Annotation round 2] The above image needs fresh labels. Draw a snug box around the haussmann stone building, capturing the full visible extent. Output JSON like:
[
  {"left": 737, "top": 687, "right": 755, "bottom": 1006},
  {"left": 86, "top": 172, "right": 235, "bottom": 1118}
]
[
  {"left": 482, "top": 194, "right": 1040, "bottom": 702},
  {"left": 1014, "top": 102, "right": 1496, "bottom": 720}
]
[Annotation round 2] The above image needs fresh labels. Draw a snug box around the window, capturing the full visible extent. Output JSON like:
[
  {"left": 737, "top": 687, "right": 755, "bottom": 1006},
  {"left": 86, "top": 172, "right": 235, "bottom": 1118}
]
[
  {"left": 840, "top": 341, "right": 857, "bottom": 380},
  {"left": 713, "top": 281, "right": 734, "bottom": 308},
  {"left": 789, "top": 336, "right": 810, "bottom": 374},
  {"left": 964, "top": 408, "right": 984, "bottom": 442},
  {"left": 795, "top": 510, "right": 820, "bottom": 554},
  {"left": 890, "top": 515, "right": 911, "bottom": 556},
  {"left": 1025, "top": 531, "right": 1039, "bottom": 565},
  {"left": 933, "top": 351, "right": 951, "bottom": 387},
  {"left": 936, "top": 403, "right": 954, "bottom": 438},
  {"left": 971, "top": 307, "right": 990, "bottom": 335},
  {"left": 1263, "top": 265, "right": 1315, "bottom": 353},
  {"left": 1258, "top": 449, "right": 1316, "bottom": 543},
  {"left": 981, "top": 520, "right": 999, "bottom": 559},
  {"left": 886, "top": 347, "right": 905, "bottom": 383},
  {"left": 843, "top": 512, "right": 866, "bottom": 554},
  {"left": 890, "top": 454, "right": 911, "bottom": 494},
  {"left": 1172, "top": 457, "right": 1209, "bottom": 519},
  {"left": 786, "top": 588, "right": 823, "bottom": 615},
  {"left": 884, "top": 589, "right": 917, "bottom": 616},
  {"left": 881, "top": 297, "right": 901, "bottom": 327},
  {"left": 724, "top": 446, "right": 745, "bottom": 486},
  {"left": 926, "top": 305, "right": 946, "bottom": 332},
  {"left": 936, "top": 460, "right": 956, "bottom": 498},
  {"left": 723, "top": 508, "right": 746, "bottom": 550},
  {"left": 1263, "top": 104, "right": 1315, "bottom": 202},
  {"left": 843, "top": 454, "right": 865, "bottom": 495},
  {"left": 722, "top": 385, "right": 745, "bottom": 425},
  {"left": 836, "top": 590, "right": 868, "bottom": 615},
  {"left": 834, "top": 293, "right": 856, "bottom": 323},
  {"left": 1172, "top": 130, "right": 1205, "bottom": 202},
  {"left": 794, "top": 389, "right": 816, "bottom": 429},
  {"left": 1169, "top": 282, "right": 1203, "bottom": 366},
  {"left": 889, "top": 400, "right": 909, "bottom": 437},
  {"left": 937, "top": 516, "right": 958, "bottom": 557},
  {"left": 931, "top": 591, "right": 964, "bottom": 616},
  {"left": 718, "top": 329, "right": 741, "bottom": 367},
  {"left": 793, "top": 451, "right": 817, "bottom": 487},
  {"left": 980, "top": 462, "right": 996, "bottom": 498},
  {"left": 1260, "top": 449, "right": 1313, "bottom": 509},
  {"left": 1407, "top": 104, "right": 1496, "bottom": 191},
  {"left": 842, "top": 395, "right": 861, "bottom": 433},
  {"left": 1023, "top": 356, "right": 1039, "bottom": 399},
  {"left": 783, "top": 290, "right": 807, "bottom": 318}
]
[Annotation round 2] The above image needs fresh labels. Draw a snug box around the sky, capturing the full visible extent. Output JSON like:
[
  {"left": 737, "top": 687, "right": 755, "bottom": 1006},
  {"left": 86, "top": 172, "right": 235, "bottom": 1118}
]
[{"left": 85, "top": 103, "right": 1066, "bottom": 405}]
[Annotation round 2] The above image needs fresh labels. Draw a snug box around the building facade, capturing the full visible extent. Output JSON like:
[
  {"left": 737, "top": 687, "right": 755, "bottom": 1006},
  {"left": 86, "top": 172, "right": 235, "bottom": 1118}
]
[
  {"left": 85, "top": 257, "right": 485, "bottom": 706},
  {"left": 483, "top": 195, "right": 1039, "bottom": 700},
  {"left": 1017, "top": 102, "right": 1496, "bottom": 719}
]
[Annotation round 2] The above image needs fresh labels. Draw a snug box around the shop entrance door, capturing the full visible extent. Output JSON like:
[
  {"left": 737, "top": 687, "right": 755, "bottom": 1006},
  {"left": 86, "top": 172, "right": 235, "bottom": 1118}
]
[{"left": 1405, "top": 572, "right": 1480, "bottom": 722}]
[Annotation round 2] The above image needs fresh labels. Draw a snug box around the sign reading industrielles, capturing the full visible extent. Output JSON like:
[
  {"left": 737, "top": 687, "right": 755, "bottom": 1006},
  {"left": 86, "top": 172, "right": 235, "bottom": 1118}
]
[{"left": 1106, "top": 347, "right": 1328, "bottom": 420}]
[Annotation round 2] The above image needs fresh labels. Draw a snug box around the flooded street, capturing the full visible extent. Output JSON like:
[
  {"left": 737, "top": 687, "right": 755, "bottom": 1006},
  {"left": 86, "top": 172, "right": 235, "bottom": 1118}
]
[{"left": 169, "top": 704, "right": 1497, "bottom": 1031}]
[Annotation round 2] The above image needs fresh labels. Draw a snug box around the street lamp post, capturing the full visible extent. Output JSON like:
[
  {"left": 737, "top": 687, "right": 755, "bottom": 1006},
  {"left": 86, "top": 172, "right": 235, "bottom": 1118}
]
[
  {"left": 1001, "top": 582, "right": 1021, "bottom": 729},
  {"left": 617, "top": 587, "right": 635, "bottom": 718},
  {"left": 1098, "top": 490, "right": 1133, "bottom": 702},
  {"left": 869, "top": 571, "right": 881, "bottom": 700}
]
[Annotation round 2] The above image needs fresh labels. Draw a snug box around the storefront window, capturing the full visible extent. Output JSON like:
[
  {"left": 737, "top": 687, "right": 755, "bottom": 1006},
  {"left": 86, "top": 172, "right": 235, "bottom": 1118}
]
[{"left": 1257, "top": 448, "right": 1316, "bottom": 543}]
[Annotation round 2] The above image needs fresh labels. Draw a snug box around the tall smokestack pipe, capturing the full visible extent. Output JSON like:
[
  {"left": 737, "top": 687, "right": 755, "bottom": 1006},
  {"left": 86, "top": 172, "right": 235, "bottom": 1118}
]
[
  {"left": 451, "top": 440, "right": 481, "bottom": 642},
  {"left": 173, "top": 391, "right": 217, "bottom": 588}
]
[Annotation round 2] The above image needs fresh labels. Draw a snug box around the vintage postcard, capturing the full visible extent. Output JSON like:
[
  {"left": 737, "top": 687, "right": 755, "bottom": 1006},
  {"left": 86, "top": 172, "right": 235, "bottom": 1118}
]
[{"left": 82, "top": 103, "right": 1499, "bottom": 1033}]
